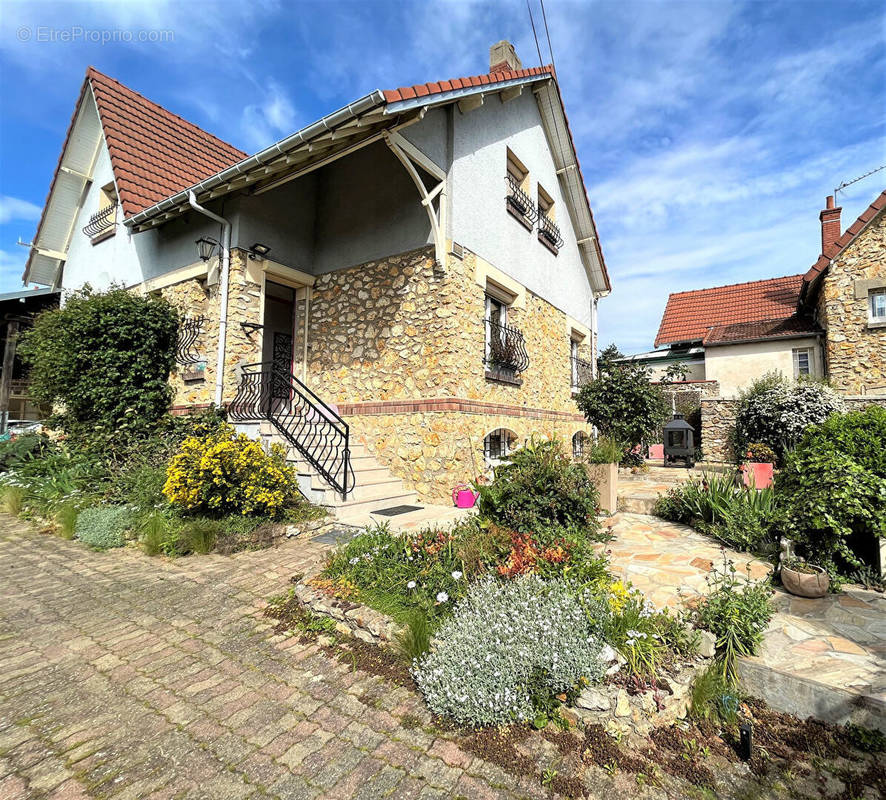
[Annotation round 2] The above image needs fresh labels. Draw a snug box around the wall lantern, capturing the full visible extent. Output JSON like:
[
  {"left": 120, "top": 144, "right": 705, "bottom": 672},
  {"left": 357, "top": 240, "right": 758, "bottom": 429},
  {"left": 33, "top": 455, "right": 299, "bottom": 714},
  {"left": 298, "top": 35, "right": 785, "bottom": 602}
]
[
  {"left": 248, "top": 242, "right": 271, "bottom": 260},
  {"left": 195, "top": 237, "right": 218, "bottom": 262}
]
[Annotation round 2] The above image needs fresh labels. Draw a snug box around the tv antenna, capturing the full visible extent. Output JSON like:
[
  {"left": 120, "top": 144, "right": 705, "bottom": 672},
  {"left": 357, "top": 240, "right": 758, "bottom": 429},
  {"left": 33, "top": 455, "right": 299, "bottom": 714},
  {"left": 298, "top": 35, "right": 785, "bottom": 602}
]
[{"left": 834, "top": 164, "right": 885, "bottom": 202}]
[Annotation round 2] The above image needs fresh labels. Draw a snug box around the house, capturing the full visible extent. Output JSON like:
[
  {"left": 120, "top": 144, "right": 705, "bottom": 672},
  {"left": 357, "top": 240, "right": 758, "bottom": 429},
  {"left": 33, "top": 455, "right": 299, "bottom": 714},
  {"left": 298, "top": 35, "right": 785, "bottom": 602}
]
[
  {"left": 21, "top": 42, "right": 610, "bottom": 516},
  {"left": 0, "top": 287, "right": 60, "bottom": 431},
  {"left": 630, "top": 190, "right": 885, "bottom": 398}
]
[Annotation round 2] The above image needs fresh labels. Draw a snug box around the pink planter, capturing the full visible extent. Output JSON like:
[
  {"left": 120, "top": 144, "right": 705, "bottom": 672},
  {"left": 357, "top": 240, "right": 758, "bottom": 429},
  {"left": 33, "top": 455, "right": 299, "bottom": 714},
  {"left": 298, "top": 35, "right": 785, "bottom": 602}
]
[
  {"left": 742, "top": 462, "right": 774, "bottom": 489},
  {"left": 452, "top": 485, "right": 479, "bottom": 508},
  {"left": 649, "top": 444, "right": 664, "bottom": 459}
]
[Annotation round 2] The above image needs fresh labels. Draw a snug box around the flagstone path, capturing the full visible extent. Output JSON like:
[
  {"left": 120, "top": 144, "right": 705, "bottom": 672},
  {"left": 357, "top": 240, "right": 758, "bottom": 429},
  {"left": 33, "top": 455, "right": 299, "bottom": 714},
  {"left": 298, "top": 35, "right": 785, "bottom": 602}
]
[{"left": 602, "top": 512, "right": 885, "bottom": 730}]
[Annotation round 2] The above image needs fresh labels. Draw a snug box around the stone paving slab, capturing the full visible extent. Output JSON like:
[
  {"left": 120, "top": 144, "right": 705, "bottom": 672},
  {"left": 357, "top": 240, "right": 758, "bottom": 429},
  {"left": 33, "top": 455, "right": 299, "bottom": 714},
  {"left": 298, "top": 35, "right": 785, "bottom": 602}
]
[
  {"left": 603, "top": 511, "right": 886, "bottom": 730},
  {"left": 0, "top": 516, "right": 546, "bottom": 800}
]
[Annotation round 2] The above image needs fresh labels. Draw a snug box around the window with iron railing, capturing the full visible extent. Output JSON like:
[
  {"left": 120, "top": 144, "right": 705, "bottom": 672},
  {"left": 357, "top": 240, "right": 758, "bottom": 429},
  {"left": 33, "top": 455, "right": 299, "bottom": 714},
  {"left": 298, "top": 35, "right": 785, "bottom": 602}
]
[
  {"left": 505, "top": 149, "right": 537, "bottom": 228},
  {"left": 82, "top": 182, "right": 118, "bottom": 240}
]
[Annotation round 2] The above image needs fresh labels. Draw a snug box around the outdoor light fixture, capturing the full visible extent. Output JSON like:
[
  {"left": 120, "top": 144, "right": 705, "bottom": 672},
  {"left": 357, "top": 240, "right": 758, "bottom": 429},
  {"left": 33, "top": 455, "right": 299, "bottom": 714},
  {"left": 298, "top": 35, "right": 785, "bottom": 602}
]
[
  {"left": 240, "top": 321, "right": 264, "bottom": 334},
  {"left": 195, "top": 237, "right": 218, "bottom": 262},
  {"left": 248, "top": 242, "right": 271, "bottom": 260}
]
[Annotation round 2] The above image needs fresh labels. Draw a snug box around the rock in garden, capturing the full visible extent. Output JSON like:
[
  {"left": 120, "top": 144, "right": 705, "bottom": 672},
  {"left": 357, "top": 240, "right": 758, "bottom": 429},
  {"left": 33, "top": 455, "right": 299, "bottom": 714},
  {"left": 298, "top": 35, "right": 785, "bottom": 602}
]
[
  {"left": 576, "top": 688, "right": 610, "bottom": 711},
  {"left": 697, "top": 629, "right": 717, "bottom": 658}
]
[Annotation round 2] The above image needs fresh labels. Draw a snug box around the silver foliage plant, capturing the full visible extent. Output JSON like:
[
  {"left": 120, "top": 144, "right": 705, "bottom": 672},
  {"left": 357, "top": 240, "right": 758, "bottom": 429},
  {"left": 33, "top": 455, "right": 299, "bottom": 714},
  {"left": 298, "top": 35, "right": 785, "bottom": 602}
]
[{"left": 412, "top": 575, "right": 607, "bottom": 726}]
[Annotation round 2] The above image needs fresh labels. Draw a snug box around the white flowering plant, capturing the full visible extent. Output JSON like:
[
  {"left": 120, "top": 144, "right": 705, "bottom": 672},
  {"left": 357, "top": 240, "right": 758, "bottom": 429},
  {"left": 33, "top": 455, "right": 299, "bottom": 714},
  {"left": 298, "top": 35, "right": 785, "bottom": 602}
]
[
  {"left": 734, "top": 372, "right": 845, "bottom": 463},
  {"left": 412, "top": 575, "right": 608, "bottom": 726}
]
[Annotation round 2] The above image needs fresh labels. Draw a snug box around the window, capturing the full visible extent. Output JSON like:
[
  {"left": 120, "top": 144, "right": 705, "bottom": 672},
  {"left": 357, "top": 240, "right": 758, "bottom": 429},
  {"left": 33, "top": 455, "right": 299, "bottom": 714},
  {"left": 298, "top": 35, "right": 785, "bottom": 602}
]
[
  {"left": 485, "top": 293, "right": 508, "bottom": 363},
  {"left": 792, "top": 347, "right": 812, "bottom": 377},
  {"left": 505, "top": 148, "right": 536, "bottom": 228},
  {"left": 82, "top": 182, "right": 118, "bottom": 240},
  {"left": 484, "top": 428, "right": 516, "bottom": 465},
  {"left": 572, "top": 431, "right": 587, "bottom": 459},
  {"left": 537, "top": 183, "right": 563, "bottom": 253},
  {"left": 870, "top": 289, "right": 886, "bottom": 322}
]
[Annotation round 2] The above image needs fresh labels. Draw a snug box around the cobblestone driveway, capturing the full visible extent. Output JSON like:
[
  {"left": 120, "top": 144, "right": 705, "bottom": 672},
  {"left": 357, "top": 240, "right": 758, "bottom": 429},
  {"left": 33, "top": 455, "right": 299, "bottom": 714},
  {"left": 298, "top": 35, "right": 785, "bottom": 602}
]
[{"left": 0, "top": 517, "right": 544, "bottom": 800}]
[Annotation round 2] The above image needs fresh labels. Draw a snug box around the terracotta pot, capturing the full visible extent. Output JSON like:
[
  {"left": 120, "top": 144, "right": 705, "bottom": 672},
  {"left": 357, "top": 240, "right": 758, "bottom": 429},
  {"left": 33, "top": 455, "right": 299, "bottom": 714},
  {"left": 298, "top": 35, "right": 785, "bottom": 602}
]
[
  {"left": 781, "top": 564, "right": 829, "bottom": 598},
  {"left": 742, "top": 462, "right": 774, "bottom": 489}
]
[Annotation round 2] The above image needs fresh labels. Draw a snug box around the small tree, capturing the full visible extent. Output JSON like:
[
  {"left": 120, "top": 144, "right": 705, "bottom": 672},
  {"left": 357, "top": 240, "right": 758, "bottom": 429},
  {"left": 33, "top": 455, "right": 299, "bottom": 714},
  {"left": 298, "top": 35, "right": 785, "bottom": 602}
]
[
  {"left": 661, "top": 362, "right": 690, "bottom": 383},
  {"left": 576, "top": 346, "right": 668, "bottom": 448},
  {"left": 19, "top": 285, "right": 179, "bottom": 437}
]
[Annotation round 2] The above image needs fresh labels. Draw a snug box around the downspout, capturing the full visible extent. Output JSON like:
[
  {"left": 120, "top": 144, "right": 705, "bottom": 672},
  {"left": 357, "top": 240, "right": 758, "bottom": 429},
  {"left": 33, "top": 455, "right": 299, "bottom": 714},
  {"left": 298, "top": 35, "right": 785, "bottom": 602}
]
[{"left": 188, "top": 191, "right": 231, "bottom": 407}]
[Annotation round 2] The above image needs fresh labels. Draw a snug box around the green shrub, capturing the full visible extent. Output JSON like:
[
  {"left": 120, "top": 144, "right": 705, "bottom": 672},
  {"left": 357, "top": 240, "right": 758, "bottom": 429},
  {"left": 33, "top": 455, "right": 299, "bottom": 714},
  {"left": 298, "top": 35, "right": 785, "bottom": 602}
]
[
  {"left": 689, "top": 664, "right": 741, "bottom": 724},
  {"left": 0, "top": 433, "right": 53, "bottom": 472},
  {"left": 54, "top": 503, "right": 79, "bottom": 539},
  {"left": 695, "top": 558, "right": 773, "bottom": 685},
  {"left": 653, "top": 473, "right": 776, "bottom": 553},
  {"left": 585, "top": 435, "right": 624, "bottom": 464},
  {"left": 474, "top": 438, "right": 600, "bottom": 535},
  {"left": 733, "top": 373, "right": 845, "bottom": 463},
  {"left": 75, "top": 506, "right": 133, "bottom": 550},
  {"left": 19, "top": 286, "right": 179, "bottom": 438},
  {"left": 395, "top": 610, "right": 433, "bottom": 662},
  {"left": 412, "top": 576, "right": 607, "bottom": 726},
  {"left": 178, "top": 518, "right": 221, "bottom": 555},
  {"left": 774, "top": 406, "right": 886, "bottom": 579},
  {"left": 2, "top": 485, "right": 24, "bottom": 515},
  {"left": 139, "top": 513, "right": 169, "bottom": 556},
  {"left": 576, "top": 345, "right": 669, "bottom": 447}
]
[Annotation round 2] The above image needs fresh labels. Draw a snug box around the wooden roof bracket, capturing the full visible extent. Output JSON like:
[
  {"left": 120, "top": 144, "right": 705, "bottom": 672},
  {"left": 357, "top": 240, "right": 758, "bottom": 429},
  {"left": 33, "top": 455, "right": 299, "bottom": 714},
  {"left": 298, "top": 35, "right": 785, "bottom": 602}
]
[{"left": 383, "top": 130, "right": 447, "bottom": 269}]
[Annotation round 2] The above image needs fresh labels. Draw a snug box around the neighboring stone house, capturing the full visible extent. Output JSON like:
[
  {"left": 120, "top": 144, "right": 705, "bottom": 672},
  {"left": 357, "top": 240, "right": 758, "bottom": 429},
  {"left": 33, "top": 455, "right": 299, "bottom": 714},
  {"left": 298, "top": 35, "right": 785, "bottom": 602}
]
[
  {"left": 627, "top": 190, "right": 885, "bottom": 399},
  {"left": 799, "top": 191, "right": 886, "bottom": 395},
  {"left": 22, "top": 42, "right": 610, "bottom": 513}
]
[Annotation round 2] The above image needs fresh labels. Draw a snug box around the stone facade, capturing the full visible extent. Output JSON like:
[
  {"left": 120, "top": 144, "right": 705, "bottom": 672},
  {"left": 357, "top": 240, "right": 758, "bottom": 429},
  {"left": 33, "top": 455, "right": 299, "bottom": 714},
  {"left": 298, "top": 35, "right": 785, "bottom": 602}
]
[
  {"left": 815, "top": 210, "right": 886, "bottom": 394},
  {"left": 160, "top": 244, "right": 594, "bottom": 503},
  {"left": 305, "top": 245, "right": 592, "bottom": 502},
  {"left": 701, "top": 395, "right": 886, "bottom": 463},
  {"left": 162, "top": 248, "right": 264, "bottom": 410}
]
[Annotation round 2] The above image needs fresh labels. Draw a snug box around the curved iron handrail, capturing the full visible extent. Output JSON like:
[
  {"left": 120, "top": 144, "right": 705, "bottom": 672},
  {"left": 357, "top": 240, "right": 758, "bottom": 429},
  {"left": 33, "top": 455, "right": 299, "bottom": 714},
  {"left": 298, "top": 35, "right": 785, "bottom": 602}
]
[
  {"left": 486, "top": 319, "right": 530, "bottom": 373},
  {"left": 82, "top": 205, "right": 116, "bottom": 237},
  {"left": 505, "top": 174, "right": 539, "bottom": 223},
  {"left": 176, "top": 316, "right": 205, "bottom": 365},
  {"left": 229, "top": 362, "right": 353, "bottom": 499}
]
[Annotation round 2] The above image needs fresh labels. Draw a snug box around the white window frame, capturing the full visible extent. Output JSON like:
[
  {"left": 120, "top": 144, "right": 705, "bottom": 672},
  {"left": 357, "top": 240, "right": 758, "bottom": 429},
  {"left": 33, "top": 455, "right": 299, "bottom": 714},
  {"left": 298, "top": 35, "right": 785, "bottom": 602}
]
[
  {"left": 484, "top": 291, "right": 510, "bottom": 364},
  {"left": 792, "top": 347, "right": 812, "bottom": 378},
  {"left": 869, "top": 289, "right": 886, "bottom": 323}
]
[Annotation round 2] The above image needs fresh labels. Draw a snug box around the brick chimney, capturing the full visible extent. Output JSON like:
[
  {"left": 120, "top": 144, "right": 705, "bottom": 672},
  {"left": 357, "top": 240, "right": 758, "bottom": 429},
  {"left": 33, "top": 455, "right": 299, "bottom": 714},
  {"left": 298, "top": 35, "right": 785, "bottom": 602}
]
[
  {"left": 819, "top": 195, "right": 842, "bottom": 256},
  {"left": 490, "top": 41, "right": 522, "bottom": 74}
]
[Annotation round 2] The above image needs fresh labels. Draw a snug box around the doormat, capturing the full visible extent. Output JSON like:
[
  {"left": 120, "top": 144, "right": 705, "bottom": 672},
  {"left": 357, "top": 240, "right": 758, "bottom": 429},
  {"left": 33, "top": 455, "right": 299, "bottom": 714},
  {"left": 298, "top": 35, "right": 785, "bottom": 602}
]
[
  {"left": 312, "top": 527, "right": 362, "bottom": 545},
  {"left": 372, "top": 505, "right": 423, "bottom": 517}
]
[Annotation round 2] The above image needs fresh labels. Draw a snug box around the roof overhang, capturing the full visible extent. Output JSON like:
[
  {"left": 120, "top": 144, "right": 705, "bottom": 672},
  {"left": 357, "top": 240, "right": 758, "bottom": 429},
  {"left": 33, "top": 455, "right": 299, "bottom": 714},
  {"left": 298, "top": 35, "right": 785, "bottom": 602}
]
[
  {"left": 23, "top": 82, "right": 104, "bottom": 287},
  {"left": 125, "top": 72, "right": 611, "bottom": 295},
  {"left": 704, "top": 330, "right": 824, "bottom": 348}
]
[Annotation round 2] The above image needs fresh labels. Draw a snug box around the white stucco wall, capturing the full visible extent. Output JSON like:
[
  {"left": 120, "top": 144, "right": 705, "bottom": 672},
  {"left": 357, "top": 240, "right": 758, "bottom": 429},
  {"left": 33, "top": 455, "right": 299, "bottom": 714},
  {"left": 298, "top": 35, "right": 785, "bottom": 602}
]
[
  {"left": 704, "top": 337, "right": 822, "bottom": 396},
  {"left": 449, "top": 91, "right": 594, "bottom": 328},
  {"left": 645, "top": 359, "right": 706, "bottom": 382}
]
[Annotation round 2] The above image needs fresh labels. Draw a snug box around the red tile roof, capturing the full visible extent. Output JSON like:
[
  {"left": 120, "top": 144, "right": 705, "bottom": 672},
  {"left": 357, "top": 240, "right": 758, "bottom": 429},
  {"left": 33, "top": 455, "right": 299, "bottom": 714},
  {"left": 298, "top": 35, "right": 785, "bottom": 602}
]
[
  {"left": 383, "top": 66, "right": 553, "bottom": 103},
  {"left": 87, "top": 67, "right": 247, "bottom": 217},
  {"left": 802, "top": 190, "right": 886, "bottom": 287},
  {"left": 702, "top": 315, "right": 822, "bottom": 346},
  {"left": 655, "top": 274, "right": 805, "bottom": 347}
]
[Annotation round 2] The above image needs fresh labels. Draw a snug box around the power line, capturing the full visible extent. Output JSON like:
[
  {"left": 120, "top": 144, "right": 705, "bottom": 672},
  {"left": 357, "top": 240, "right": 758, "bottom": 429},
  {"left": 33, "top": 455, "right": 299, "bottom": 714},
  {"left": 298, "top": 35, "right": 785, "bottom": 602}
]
[
  {"left": 539, "top": 0, "right": 556, "bottom": 72},
  {"left": 526, "top": 0, "right": 543, "bottom": 68},
  {"left": 834, "top": 164, "right": 886, "bottom": 201}
]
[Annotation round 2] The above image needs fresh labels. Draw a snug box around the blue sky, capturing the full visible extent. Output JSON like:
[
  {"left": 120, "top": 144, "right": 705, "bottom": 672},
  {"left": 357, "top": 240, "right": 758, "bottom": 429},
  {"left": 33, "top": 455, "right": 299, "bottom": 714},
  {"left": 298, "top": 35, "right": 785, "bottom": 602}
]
[{"left": 0, "top": 0, "right": 883, "bottom": 352}]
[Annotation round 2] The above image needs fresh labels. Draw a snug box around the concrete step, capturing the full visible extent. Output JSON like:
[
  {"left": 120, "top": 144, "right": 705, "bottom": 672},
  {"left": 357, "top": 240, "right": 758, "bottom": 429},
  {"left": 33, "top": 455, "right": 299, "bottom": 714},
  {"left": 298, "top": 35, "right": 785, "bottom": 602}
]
[
  {"left": 327, "top": 489, "right": 420, "bottom": 515},
  {"left": 336, "top": 504, "right": 474, "bottom": 533},
  {"left": 617, "top": 495, "right": 659, "bottom": 515},
  {"left": 312, "top": 476, "right": 405, "bottom": 502}
]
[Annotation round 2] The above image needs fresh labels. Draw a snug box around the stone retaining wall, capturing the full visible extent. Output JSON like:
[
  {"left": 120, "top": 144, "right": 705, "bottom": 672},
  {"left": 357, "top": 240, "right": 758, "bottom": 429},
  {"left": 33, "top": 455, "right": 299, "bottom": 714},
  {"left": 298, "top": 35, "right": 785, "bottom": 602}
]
[{"left": 701, "top": 395, "right": 886, "bottom": 463}]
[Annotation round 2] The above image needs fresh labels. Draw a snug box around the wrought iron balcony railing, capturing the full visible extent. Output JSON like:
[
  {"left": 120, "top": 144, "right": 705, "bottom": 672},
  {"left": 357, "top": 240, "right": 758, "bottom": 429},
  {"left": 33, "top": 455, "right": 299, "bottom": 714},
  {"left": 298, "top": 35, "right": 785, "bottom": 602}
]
[
  {"left": 229, "top": 362, "right": 354, "bottom": 500},
  {"left": 82, "top": 205, "right": 116, "bottom": 237},
  {"left": 176, "top": 316, "right": 206, "bottom": 365},
  {"left": 571, "top": 355, "right": 593, "bottom": 390},
  {"left": 538, "top": 214, "right": 564, "bottom": 250},
  {"left": 505, "top": 174, "right": 538, "bottom": 224},
  {"left": 486, "top": 319, "right": 530, "bottom": 373}
]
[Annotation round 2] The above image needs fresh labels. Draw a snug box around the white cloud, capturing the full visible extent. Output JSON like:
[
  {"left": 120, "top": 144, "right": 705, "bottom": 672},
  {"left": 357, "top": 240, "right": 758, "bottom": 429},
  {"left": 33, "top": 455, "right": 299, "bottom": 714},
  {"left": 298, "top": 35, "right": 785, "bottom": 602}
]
[
  {"left": 240, "top": 81, "right": 298, "bottom": 151},
  {"left": 0, "top": 196, "right": 42, "bottom": 225}
]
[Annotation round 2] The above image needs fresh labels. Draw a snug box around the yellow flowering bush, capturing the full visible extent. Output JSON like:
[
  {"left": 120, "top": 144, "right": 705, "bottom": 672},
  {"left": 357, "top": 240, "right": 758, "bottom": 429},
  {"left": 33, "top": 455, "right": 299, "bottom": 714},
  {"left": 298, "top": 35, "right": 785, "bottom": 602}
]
[
  {"left": 163, "top": 424, "right": 297, "bottom": 517},
  {"left": 607, "top": 579, "right": 630, "bottom": 614}
]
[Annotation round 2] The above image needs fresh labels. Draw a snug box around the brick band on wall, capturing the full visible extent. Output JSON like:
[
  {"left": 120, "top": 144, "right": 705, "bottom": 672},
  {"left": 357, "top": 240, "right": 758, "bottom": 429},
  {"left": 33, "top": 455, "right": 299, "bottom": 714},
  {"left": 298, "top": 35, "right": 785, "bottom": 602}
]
[{"left": 337, "top": 397, "right": 586, "bottom": 422}]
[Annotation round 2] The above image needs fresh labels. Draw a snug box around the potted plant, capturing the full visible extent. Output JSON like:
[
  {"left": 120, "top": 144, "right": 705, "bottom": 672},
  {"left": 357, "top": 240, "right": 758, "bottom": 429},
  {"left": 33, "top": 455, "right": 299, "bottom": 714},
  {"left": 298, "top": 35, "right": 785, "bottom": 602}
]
[
  {"left": 780, "top": 557, "right": 830, "bottom": 598},
  {"left": 741, "top": 442, "right": 776, "bottom": 489},
  {"left": 582, "top": 435, "right": 622, "bottom": 513}
]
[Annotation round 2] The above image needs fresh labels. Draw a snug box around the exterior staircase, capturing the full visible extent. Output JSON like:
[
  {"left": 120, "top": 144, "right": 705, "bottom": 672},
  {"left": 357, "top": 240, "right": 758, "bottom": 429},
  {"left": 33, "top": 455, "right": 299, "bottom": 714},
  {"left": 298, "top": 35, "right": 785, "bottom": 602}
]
[
  {"left": 234, "top": 421, "right": 468, "bottom": 530},
  {"left": 616, "top": 462, "right": 732, "bottom": 514}
]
